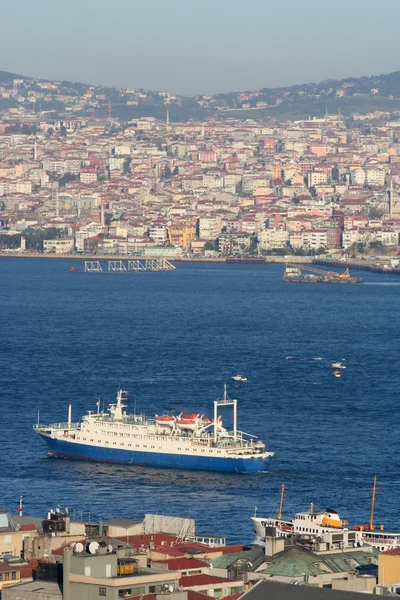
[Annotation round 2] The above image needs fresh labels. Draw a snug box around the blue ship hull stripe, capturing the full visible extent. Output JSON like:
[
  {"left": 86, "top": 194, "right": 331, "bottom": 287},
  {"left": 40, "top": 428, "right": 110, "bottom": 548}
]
[{"left": 38, "top": 435, "right": 272, "bottom": 473}]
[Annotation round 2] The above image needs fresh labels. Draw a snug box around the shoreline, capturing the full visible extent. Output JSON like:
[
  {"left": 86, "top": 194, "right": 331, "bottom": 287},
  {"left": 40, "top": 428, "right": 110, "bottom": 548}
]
[
  {"left": 0, "top": 253, "right": 310, "bottom": 264},
  {"left": 0, "top": 253, "right": 399, "bottom": 274}
]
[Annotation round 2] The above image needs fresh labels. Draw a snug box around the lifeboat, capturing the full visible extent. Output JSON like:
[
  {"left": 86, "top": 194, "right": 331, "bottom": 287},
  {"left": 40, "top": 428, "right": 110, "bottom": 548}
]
[
  {"left": 180, "top": 413, "right": 199, "bottom": 421},
  {"left": 201, "top": 416, "right": 222, "bottom": 424},
  {"left": 176, "top": 419, "right": 197, "bottom": 430},
  {"left": 176, "top": 414, "right": 200, "bottom": 430},
  {"left": 155, "top": 415, "right": 175, "bottom": 427}
]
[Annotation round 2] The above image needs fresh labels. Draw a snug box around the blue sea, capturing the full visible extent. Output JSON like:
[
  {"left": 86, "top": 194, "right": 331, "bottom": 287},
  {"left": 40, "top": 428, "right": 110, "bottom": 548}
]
[{"left": 1, "top": 258, "right": 400, "bottom": 542}]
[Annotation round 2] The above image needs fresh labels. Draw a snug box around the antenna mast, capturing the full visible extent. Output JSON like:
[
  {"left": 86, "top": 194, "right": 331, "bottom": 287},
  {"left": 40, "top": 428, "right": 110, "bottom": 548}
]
[
  {"left": 277, "top": 484, "right": 285, "bottom": 520},
  {"left": 369, "top": 475, "right": 377, "bottom": 531}
]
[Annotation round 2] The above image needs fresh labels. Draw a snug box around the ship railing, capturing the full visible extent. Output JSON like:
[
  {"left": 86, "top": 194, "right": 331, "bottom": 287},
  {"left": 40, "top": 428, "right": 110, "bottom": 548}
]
[{"left": 34, "top": 422, "right": 81, "bottom": 431}]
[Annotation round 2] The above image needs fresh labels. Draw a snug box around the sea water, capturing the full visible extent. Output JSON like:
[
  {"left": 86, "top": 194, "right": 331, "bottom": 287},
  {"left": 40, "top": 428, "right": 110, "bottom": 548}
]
[{"left": 1, "top": 258, "right": 399, "bottom": 542}]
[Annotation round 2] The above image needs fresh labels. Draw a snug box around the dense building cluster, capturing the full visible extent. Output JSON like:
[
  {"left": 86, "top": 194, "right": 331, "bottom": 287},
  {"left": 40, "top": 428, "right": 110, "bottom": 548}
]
[
  {"left": 0, "top": 506, "right": 398, "bottom": 600},
  {"left": 1, "top": 91, "right": 400, "bottom": 259}
]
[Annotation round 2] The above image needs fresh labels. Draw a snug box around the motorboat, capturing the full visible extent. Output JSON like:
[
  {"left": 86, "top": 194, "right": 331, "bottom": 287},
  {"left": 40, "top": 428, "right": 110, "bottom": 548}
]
[
  {"left": 333, "top": 370, "right": 341, "bottom": 378},
  {"left": 232, "top": 374, "right": 247, "bottom": 382},
  {"left": 332, "top": 362, "right": 346, "bottom": 369}
]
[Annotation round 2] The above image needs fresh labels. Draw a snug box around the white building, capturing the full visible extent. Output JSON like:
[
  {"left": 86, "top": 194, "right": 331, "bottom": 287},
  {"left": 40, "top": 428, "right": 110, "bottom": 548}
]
[
  {"left": 199, "top": 215, "right": 222, "bottom": 239},
  {"left": 366, "top": 168, "right": 386, "bottom": 186},
  {"left": 309, "top": 171, "right": 328, "bottom": 187},
  {"left": 43, "top": 238, "right": 75, "bottom": 254},
  {"left": 259, "top": 228, "right": 289, "bottom": 250}
]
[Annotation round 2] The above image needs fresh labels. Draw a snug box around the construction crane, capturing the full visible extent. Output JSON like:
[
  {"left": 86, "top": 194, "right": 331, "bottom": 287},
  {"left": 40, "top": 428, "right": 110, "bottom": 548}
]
[
  {"left": 92, "top": 101, "right": 129, "bottom": 120},
  {"left": 285, "top": 262, "right": 351, "bottom": 280}
]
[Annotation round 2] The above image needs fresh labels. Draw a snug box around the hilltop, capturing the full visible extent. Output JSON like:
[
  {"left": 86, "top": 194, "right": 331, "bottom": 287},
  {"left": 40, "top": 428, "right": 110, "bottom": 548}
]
[{"left": 1, "top": 68, "right": 400, "bottom": 120}]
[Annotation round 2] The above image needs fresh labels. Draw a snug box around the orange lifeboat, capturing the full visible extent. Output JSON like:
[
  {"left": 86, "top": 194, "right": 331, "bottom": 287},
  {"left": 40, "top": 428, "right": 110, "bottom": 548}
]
[
  {"left": 155, "top": 415, "right": 175, "bottom": 427},
  {"left": 176, "top": 414, "right": 199, "bottom": 430}
]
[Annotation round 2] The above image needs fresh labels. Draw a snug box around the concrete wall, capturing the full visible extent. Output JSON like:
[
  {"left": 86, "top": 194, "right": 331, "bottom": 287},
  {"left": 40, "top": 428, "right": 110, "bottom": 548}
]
[
  {"left": 2, "top": 582, "right": 62, "bottom": 600},
  {"left": 379, "top": 553, "right": 400, "bottom": 585}
]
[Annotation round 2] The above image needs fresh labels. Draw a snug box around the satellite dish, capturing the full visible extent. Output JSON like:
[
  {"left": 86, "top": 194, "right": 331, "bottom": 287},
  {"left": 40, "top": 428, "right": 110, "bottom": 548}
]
[
  {"left": 107, "top": 545, "right": 113, "bottom": 553},
  {"left": 75, "top": 542, "right": 84, "bottom": 553},
  {"left": 88, "top": 542, "right": 100, "bottom": 555},
  {"left": 168, "top": 585, "right": 174, "bottom": 593}
]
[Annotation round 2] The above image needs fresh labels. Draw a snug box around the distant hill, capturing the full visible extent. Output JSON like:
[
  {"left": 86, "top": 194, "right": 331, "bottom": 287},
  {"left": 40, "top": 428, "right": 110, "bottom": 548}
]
[
  {"left": 1, "top": 67, "right": 400, "bottom": 121},
  {"left": 0, "top": 70, "right": 26, "bottom": 83}
]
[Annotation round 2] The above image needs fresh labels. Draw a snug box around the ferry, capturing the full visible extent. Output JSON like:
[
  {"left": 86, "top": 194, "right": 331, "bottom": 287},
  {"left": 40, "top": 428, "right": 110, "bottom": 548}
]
[
  {"left": 34, "top": 385, "right": 274, "bottom": 473},
  {"left": 252, "top": 478, "right": 400, "bottom": 551}
]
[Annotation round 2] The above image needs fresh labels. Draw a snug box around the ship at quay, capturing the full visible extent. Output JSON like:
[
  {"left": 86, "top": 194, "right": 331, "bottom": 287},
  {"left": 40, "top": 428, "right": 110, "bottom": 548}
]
[{"left": 34, "top": 386, "right": 274, "bottom": 473}]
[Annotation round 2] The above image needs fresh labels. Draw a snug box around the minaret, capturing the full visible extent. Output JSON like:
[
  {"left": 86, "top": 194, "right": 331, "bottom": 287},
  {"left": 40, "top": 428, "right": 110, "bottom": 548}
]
[
  {"left": 100, "top": 202, "right": 105, "bottom": 227},
  {"left": 56, "top": 189, "right": 59, "bottom": 217},
  {"left": 77, "top": 187, "right": 81, "bottom": 218},
  {"left": 33, "top": 137, "right": 37, "bottom": 161},
  {"left": 166, "top": 109, "right": 170, "bottom": 127},
  {"left": 389, "top": 177, "right": 393, "bottom": 217}
]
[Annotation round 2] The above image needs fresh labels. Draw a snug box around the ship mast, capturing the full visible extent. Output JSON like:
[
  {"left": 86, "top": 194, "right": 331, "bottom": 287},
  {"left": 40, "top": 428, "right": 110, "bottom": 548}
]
[
  {"left": 214, "top": 385, "right": 237, "bottom": 443},
  {"left": 369, "top": 475, "right": 377, "bottom": 531},
  {"left": 277, "top": 483, "right": 285, "bottom": 520}
]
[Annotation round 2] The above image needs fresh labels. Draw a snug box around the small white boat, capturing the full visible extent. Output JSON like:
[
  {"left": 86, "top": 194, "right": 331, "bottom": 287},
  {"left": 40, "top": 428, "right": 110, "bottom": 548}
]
[
  {"left": 333, "top": 370, "right": 341, "bottom": 378},
  {"left": 232, "top": 374, "right": 247, "bottom": 382},
  {"left": 332, "top": 362, "right": 346, "bottom": 369}
]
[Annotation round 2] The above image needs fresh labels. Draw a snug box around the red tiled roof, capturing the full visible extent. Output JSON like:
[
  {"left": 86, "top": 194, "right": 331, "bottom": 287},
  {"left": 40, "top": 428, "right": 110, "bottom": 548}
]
[
  {"left": 0, "top": 562, "right": 19, "bottom": 573},
  {"left": 221, "top": 593, "right": 243, "bottom": 600},
  {"left": 180, "top": 574, "right": 232, "bottom": 587},
  {"left": 382, "top": 549, "right": 400, "bottom": 555},
  {"left": 155, "top": 558, "right": 208, "bottom": 570},
  {"left": 187, "top": 591, "right": 211, "bottom": 600}
]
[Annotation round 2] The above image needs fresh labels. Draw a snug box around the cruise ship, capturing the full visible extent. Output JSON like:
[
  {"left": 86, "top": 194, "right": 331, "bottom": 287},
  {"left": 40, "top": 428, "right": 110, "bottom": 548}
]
[{"left": 34, "top": 386, "right": 274, "bottom": 473}]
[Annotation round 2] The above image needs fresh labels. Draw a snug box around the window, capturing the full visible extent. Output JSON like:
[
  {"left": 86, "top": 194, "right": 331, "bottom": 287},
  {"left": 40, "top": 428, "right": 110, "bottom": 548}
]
[
  {"left": 99, "top": 587, "right": 107, "bottom": 597},
  {"left": 106, "top": 564, "right": 111, "bottom": 578},
  {"left": 85, "top": 566, "right": 91, "bottom": 576}
]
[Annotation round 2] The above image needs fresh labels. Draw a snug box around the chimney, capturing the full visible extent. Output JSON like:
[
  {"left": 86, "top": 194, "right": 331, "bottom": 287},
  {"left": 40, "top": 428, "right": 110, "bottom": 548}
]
[{"left": 265, "top": 527, "right": 285, "bottom": 557}]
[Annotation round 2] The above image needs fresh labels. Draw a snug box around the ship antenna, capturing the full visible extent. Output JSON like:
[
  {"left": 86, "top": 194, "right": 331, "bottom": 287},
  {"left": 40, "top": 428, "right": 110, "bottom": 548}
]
[
  {"left": 278, "top": 483, "right": 285, "bottom": 520},
  {"left": 370, "top": 475, "right": 377, "bottom": 531}
]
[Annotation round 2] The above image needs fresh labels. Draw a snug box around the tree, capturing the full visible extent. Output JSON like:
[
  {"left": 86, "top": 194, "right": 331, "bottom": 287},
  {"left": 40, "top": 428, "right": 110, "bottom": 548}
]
[
  {"left": 122, "top": 158, "right": 131, "bottom": 175},
  {"left": 369, "top": 207, "right": 384, "bottom": 219}
]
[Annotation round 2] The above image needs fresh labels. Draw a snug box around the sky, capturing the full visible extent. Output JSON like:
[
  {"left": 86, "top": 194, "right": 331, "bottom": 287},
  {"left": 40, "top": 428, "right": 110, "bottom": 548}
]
[{"left": 2, "top": 0, "right": 400, "bottom": 96}]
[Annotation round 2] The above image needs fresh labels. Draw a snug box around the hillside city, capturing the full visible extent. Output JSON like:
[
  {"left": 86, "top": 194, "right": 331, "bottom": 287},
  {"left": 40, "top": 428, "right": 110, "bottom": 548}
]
[{"left": 1, "top": 74, "right": 400, "bottom": 261}]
